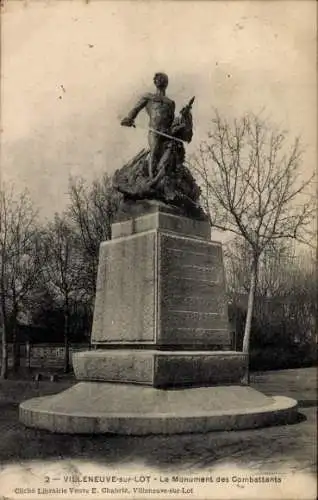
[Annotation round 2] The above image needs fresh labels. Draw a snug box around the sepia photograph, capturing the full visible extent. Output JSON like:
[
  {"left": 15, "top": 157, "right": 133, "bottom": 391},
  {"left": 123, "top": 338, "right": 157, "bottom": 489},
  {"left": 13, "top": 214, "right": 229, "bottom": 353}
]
[{"left": 0, "top": 1, "right": 316, "bottom": 499}]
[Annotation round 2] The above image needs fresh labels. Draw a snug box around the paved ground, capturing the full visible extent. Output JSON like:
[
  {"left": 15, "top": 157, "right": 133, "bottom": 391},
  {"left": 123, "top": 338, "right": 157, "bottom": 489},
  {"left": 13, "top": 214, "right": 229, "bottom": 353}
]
[{"left": 0, "top": 367, "right": 316, "bottom": 475}]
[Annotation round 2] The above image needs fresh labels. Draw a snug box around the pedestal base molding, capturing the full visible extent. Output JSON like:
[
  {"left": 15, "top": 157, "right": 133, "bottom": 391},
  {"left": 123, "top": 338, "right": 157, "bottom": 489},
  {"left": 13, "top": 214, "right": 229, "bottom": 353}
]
[{"left": 19, "top": 383, "right": 298, "bottom": 435}]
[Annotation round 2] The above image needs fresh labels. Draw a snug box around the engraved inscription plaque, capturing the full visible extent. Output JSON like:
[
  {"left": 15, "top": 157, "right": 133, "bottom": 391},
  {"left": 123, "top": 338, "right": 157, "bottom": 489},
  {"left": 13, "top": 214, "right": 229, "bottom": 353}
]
[{"left": 158, "top": 232, "right": 230, "bottom": 346}]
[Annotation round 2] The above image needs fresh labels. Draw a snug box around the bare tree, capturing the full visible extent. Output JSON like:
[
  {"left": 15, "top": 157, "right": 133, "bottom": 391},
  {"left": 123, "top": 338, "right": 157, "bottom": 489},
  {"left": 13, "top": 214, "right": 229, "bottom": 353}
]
[
  {"left": 276, "top": 250, "right": 316, "bottom": 345},
  {"left": 225, "top": 237, "right": 316, "bottom": 351},
  {"left": 193, "top": 111, "right": 315, "bottom": 381},
  {"left": 225, "top": 237, "right": 296, "bottom": 298},
  {"left": 0, "top": 190, "right": 9, "bottom": 378},
  {"left": 68, "top": 173, "right": 120, "bottom": 301},
  {"left": 0, "top": 186, "right": 44, "bottom": 377},
  {"left": 43, "top": 213, "right": 83, "bottom": 373}
]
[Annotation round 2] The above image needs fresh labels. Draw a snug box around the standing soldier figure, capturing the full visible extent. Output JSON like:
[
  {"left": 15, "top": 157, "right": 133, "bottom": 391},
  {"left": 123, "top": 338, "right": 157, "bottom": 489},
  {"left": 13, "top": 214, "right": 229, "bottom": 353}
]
[{"left": 121, "top": 72, "right": 175, "bottom": 178}]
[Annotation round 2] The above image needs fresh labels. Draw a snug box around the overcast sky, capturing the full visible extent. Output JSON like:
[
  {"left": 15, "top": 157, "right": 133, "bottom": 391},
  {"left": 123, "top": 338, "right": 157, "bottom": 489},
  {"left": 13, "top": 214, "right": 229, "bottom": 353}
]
[{"left": 1, "top": 0, "right": 316, "bottom": 220}]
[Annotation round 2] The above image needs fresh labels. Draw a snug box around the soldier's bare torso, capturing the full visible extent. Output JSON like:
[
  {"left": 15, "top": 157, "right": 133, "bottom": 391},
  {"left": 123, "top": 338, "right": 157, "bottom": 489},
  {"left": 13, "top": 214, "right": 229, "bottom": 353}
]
[
  {"left": 120, "top": 76, "right": 176, "bottom": 177},
  {"left": 139, "top": 93, "right": 175, "bottom": 132}
]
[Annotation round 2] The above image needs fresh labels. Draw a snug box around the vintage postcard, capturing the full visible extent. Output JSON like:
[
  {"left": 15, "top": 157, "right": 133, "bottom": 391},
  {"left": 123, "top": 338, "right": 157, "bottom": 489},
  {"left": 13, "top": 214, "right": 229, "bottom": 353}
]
[{"left": 0, "top": 1, "right": 316, "bottom": 499}]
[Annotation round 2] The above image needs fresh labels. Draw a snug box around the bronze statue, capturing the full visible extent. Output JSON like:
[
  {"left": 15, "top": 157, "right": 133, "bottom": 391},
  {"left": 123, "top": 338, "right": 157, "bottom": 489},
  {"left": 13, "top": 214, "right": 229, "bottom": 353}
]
[
  {"left": 113, "top": 73, "right": 206, "bottom": 220},
  {"left": 121, "top": 72, "right": 175, "bottom": 178}
]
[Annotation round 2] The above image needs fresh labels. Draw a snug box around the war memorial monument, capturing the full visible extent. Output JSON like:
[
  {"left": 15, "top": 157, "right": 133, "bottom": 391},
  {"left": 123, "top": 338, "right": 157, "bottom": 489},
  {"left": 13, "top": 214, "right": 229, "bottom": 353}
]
[{"left": 19, "top": 73, "right": 297, "bottom": 434}]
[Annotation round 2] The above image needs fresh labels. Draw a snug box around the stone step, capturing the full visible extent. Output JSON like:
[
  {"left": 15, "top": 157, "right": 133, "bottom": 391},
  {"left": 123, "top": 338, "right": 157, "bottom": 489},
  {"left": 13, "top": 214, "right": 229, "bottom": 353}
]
[
  {"left": 72, "top": 350, "right": 248, "bottom": 387},
  {"left": 19, "top": 383, "right": 298, "bottom": 435}
]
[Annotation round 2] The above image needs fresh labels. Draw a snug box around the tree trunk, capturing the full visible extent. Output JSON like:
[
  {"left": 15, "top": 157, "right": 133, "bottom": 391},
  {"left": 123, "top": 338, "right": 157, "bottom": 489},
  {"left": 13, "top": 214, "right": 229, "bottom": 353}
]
[
  {"left": 12, "top": 338, "right": 20, "bottom": 373},
  {"left": 64, "top": 311, "right": 70, "bottom": 374},
  {"left": 241, "top": 256, "right": 258, "bottom": 384},
  {"left": 0, "top": 307, "right": 8, "bottom": 379},
  {"left": 12, "top": 308, "right": 20, "bottom": 373}
]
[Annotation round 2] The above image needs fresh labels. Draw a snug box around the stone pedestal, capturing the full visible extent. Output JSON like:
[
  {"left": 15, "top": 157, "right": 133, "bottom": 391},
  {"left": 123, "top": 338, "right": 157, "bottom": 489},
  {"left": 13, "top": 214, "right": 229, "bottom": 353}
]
[
  {"left": 19, "top": 203, "right": 298, "bottom": 434},
  {"left": 92, "top": 208, "right": 230, "bottom": 350}
]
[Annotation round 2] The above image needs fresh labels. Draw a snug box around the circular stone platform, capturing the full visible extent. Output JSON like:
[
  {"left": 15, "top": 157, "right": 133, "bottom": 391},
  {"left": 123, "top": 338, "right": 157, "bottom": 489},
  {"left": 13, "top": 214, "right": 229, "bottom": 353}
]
[{"left": 19, "top": 382, "right": 298, "bottom": 435}]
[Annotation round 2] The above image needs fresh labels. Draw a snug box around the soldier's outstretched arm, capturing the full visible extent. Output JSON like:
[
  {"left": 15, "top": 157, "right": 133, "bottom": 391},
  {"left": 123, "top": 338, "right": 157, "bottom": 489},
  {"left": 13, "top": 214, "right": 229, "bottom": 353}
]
[{"left": 120, "top": 94, "right": 149, "bottom": 127}]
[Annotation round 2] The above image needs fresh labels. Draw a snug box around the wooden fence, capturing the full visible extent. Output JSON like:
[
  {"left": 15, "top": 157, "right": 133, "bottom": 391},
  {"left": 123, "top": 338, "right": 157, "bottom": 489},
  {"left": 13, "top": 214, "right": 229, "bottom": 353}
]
[{"left": 3, "top": 342, "right": 90, "bottom": 370}]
